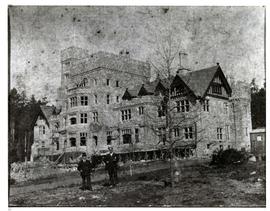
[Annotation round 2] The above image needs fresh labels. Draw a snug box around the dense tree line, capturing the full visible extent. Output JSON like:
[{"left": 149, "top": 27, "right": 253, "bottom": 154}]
[
  {"left": 8, "top": 88, "right": 48, "bottom": 163},
  {"left": 250, "top": 79, "right": 266, "bottom": 129}
]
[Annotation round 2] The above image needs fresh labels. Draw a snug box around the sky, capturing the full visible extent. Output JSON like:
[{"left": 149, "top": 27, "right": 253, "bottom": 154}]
[{"left": 9, "top": 6, "right": 265, "bottom": 103}]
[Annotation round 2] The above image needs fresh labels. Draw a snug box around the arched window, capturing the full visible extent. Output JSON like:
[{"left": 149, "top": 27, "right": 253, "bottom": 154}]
[
  {"left": 93, "top": 136, "right": 98, "bottom": 146},
  {"left": 70, "top": 117, "right": 76, "bottom": 125},
  {"left": 70, "top": 138, "right": 76, "bottom": 147}
]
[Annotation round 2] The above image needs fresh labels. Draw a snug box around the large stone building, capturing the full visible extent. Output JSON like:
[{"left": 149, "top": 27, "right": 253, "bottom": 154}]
[{"left": 31, "top": 46, "right": 252, "bottom": 162}]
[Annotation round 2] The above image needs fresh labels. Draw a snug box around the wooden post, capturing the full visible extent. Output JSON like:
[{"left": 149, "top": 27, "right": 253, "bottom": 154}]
[{"left": 24, "top": 132, "right": 27, "bottom": 178}]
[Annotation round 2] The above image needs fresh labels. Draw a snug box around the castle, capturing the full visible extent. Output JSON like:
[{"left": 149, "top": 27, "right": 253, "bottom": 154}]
[{"left": 30, "top": 46, "right": 252, "bottom": 162}]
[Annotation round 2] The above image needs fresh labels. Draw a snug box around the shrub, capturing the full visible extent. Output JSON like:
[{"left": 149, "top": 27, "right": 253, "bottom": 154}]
[{"left": 210, "top": 148, "right": 248, "bottom": 166}]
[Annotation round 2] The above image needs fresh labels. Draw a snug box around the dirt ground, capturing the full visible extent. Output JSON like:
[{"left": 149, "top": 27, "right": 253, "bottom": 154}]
[{"left": 9, "top": 160, "right": 265, "bottom": 207}]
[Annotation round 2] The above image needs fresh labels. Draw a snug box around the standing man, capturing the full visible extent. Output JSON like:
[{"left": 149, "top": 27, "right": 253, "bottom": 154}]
[
  {"left": 77, "top": 152, "right": 93, "bottom": 191},
  {"left": 104, "top": 147, "right": 119, "bottom": 187}
]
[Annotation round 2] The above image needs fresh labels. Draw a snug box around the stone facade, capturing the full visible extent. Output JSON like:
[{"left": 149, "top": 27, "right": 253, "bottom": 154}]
[{"left": 31, "top": 46, "right": 252, "bottom": 161}]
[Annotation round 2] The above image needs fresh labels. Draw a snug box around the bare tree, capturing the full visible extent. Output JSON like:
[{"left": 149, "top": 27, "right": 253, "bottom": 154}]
[{"left": 144, "top": 34, "right": 205, "bottom": 188}]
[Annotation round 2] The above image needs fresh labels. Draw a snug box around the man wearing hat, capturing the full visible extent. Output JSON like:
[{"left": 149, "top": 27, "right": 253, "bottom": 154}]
[
  {"left": 104, "top": 147, "right": 119, "bottom": 187},
  {"left": 77, "top": 152, "right": 93, "bottom": 190}
]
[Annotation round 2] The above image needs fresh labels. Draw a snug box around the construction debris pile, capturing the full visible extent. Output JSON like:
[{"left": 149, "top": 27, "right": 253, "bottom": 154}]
[{"left": 10, "top": 157, "right": 78, "bottom": 183}]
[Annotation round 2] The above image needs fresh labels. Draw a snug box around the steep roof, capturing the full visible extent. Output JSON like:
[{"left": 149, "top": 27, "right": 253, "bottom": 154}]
[{"left": 179, "top": 65, "right": 219, "bottom": 97}]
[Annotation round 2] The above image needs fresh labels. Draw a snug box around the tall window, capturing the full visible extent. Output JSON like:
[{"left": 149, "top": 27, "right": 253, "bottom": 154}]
[
  {"left": 80, "top": 113, "right": 87, "bottom": 124},
  {"left": 116, "top": 80, "right": 119, "bottom": 87},
  {"left": 107, "top": 131, "right": 112, "bottom": 145},
  {"left": 158, "top": 127, "right": 166, "bottom": 145},
  {"left": 41, "top": 141, "right": 45, "bottom": 147},
  {"left": 139, "top": 106, "right": 144, "bottom": 115},
  {"left": 70, "top": 97, "right": 77, "bottom": 107},
  {"left": 70, "top": 117, "right": 76, "bottom": 125},
  {"left": 203, "top": 99, "right": 209, "bottom": 112},
  {"left": 177, "top": 100, "right": 190, "bottom": 112},
  {"left": 70, "top": 138, "right": 76, "bottom": 147},
  {"left": 122, "top": 129, "right": 132, "bottom": 144},
  {"left": 80, "top": 133, "right": 87, "bottom": 146},
  {"left": 224, "top": 102, "right": 228, "bottom": 114},
  {"left": 39, "top": 126, "right": 45, "bottom": 135},
  {"left": 226, "top": 125, "right": 230, "bottom": 140},
  {"left": 116, "top": 96, "right": 119, "bottom": 103},
  {"left": 174, "top": 128, "right": 180, "bottom": 137},
  {"left": 121, "top": 109, "right": 131, "bottom": 121},
  {"left": 93, "top": 112, "right": 98, "bottom": 122},
  {"left": 94, "top": 94, "right": 98, "bottom": 104},
  {"left": 56, "top": 141, "right": 59, "bottom": 150},
  {"left": 81, "top": 96, "right": 88, "bottom": 106},
  {"left": 217, "top": 128, "right": 223, "bottom": 140},
  {"left": 135, "top": 128, "right": 139, "bottom": 143},
  {"left": 93, "top": 136, "right": 98, "bottom": 146},
  {"left": 107, "top": 94, "right": 110, "bottom": 104},
  {"left": 158, "top": 105, "right": 166, "bottom": 117},
  {"left": 107, "top": 79, "right": 110, "bottom": 86},
  {"left": 184, "top": 127, "right": 193, "bottom": 140}
]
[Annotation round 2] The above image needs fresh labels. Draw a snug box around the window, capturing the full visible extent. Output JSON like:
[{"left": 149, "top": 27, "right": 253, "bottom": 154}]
[
  {"left": 184, "top": 127, "right": 193, "bottom": 140},
  {"left": 70, "top": 97, "right": 77, "bottom": 107},
  {"left": 116, "top": 80, "right": 119, "bottom": 87},
  {"left": 220, "top": 145, "right": 223, "bottom": 150},
  {"left": 228, "top": 145, "right": 231, "bottom": 149},
  {"left": 224, "top": 102, "right": 228, "bottom": 114},
  {"left": 226, "top": 125, "right": 230, "bottom": 140},
  {"left": 212, "top": 84, "right": 222, "bottom": 95},
  {"left": 94, "top": 94, "right": 98, "bottom": 104},
  {"left": 94, "top": 79, "right": 97, "bottom": 85},
  {"left": 107, "top": 131, "right": 112, "bottom": 145},
  {"left": 39, "top": 126, "right": 45, "bottom": 135},
  {"left": 177, "top": 100, "right": 190, "bottom": 112},
  {"left": 107, "top": 79, "right": 110, "bottom": 86},
  {"left": 135, "top": 128, "right": 139, "bottom": 143},
  {"left": 207, "top": 144, "right": 211, "bottom": 149},
  {"left": 93, "top": 136, "right": 98, "bottom": 146},
  {"left": 245, "top": 127, "right": 248, "bottom": 136},
  {"left": 122, "top": 129, "right": 132, "bottom": 144},
  {"left": 107, "top": 94, "right": 110, "bottom": 104},
  {"left": 80, "top": 133, "right": 87, "bottom": 146},
  {"left": 80, "top": 113, "right": 87, "bottom": 124},
  {"left": 41, "top": 141, "right": 45, "bottom": 147},
  {"left": 217, "top": 128, "right": 223, "bottom": 140},
  {"left": 81, "top": 96, "right": 88, "bottom": 106},
  {"left": 121, "top": 109, "right": 131, "bottom": 121},
  {"left": 70, "top": 117, "right": 76, "bottom": 125},
  {"left": 70, "top": 138, "right": 76, "bottom": 147},
  {"left": 93, "top": 112, "right": 98, "bottom": 122},
  {"left": 83, "top": 78, "right": 88, "bottom": 87},
  {"left": 139, "top": 106, "right": 144, "bottom": 115},
  {"left": 116, "top": 96, "right": 119, "bottom": 103},
  {"left": 56, "top": 141, "right": 59, "bottom": 150},
  {"left": 174, "top": 128, "right": 180, "bottom": 137},
  {"left": 158, "top": 105, "right": 166, "bottom": 117},
  {"left": 158, "top": 127, "right": 166, "bottom": 145},
  {"left": 203, "top": 99, "right": 209, "bottom": 112}
]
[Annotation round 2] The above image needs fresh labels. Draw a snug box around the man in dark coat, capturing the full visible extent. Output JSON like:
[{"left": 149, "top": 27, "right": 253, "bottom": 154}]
[
  {"left": 77, "top": 152, "right": 93, "bottom": 190},
  {"left": 104, "top": 147, "right": 119, "bottom": 187}
]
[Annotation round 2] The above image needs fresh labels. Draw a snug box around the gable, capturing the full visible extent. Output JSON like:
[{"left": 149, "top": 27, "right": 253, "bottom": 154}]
[
  {"left": 205, "top": 67, "right": 232, "bottom": 98},
  {"left": 170, "top": 75, "right": 196, "bottom": 98},
  {"left": 122, "top": 89, "right": 133, "bottom": 100},
  {"left": 138, "top": 85, "right": 149, "bottom": 96}
]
